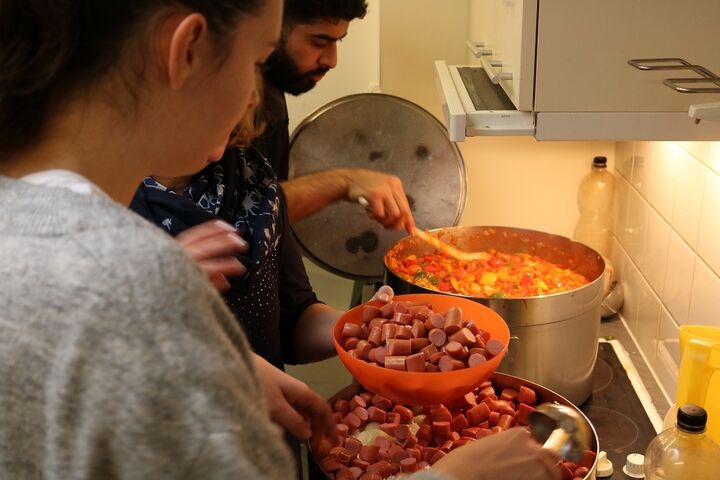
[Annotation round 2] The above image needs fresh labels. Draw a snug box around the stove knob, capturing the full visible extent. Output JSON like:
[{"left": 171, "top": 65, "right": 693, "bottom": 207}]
[
  {"left": 596, "top": 451, "right": 614, "bottom": 478},
  {"left": 622, "top": 453, "right": 646, "bottom": 478}
]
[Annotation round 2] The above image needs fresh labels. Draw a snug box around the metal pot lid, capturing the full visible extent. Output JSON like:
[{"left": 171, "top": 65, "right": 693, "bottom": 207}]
[{"left": 288, "top": 93, "right": 467, "bottom": 281}]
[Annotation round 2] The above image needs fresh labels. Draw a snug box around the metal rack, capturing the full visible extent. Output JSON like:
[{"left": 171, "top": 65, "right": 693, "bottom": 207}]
[
  {"left": 628, "top": 57, "right": 720, "bottom": 93},
  {"left": 629, "top": 58, "right": 720, "bottom": 124}
]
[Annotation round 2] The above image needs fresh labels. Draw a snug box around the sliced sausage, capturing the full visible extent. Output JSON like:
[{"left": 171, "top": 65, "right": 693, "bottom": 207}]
[
  {"left": 410, "top": 337, "right": 431, "bottom": 353},
  {"left": 468, "top": 352, "right": 488, "bottom": 367},
  {"left": 428, "top": 313, "right": 445, "bottom": 330},
  {"left": 384, "top": 355, "right": 406, "bottom": 371},
  {"left": 395, "top": 325, "right": 413, "bottom": 339},
  {"left": 405, "top": 352, "right": 426, "bottom": 372},
  {"left": 444, "top": 341, "right": 468, "bottom": 360},
  {"left": 486, "top": 338, "right": 505, "bottom": 357},
  {"left": 386, "top": 338, "right": 411, "bottom": 356},
  {"left": 342, "top": 322, "right": 362, "bottom": 338},
  {"left": 448, "top": 327, "right": 476, "bottom": 346},
  {"left": 428, "top": 328, "right": 447, "bottom": 347},
  {"left": 443, "top": 307, "right": 463, "bottom": 335},
  {"left": 381, "top": 323, "right": 397, "bottom": 341},
  {"left": 362, "top": 305, "right": 381, "bottom": 323},
  {"left": 367, "top": 326, "right": 382, "bottom": 347},
  {"left": 438, "top": 355, "right": 464, "bottom": 372},
  {"left": 392, "top": 312, "right": 413, "bottom": 325},
  {"left": 344, "top": 337, "right": 359, "bottom": 350},
  {"left": 518, "top": 385, "right": 538, "bottom": 405},
  {"left": 411, "top": 319, "right": 426, "bottom": 338}
]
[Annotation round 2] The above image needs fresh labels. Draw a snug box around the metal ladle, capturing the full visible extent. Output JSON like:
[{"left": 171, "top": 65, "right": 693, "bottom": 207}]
[{"left": 529, "top": 403, "right": 591, "bottom": 463}]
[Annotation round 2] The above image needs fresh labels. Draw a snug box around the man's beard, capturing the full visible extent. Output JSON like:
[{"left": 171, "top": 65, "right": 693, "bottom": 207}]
[{"left": 263, "top": 45, "right": 330, "bottom": 96}]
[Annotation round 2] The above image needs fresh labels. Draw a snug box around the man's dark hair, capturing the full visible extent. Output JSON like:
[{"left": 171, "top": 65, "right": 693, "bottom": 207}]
[{"left": 283, "top": 0, "right": 367, "bottom": 24}]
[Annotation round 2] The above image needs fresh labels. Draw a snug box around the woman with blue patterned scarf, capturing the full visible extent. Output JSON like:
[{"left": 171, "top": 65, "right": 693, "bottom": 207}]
[{"left": 129, "top": 78, "right": 393, "bottom": 457}]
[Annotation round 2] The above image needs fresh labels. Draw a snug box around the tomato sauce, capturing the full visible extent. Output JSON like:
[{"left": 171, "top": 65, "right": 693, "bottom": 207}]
[{"left": 386, "top": 247, "right": 589, "bottom": 298}]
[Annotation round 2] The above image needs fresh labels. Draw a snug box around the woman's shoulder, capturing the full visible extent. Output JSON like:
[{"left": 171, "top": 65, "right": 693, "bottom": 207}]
[{"left": 72, "top": 199, "right": 214, "bottom": 302}]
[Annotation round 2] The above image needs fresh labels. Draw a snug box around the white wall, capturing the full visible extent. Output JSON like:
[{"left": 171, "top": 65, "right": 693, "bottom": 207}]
[
  {"left": 458, "top": 137, "right": 614, "bottom": 237},
  {"left": 379, "top": 0, "right": 469, "bottom": 120},
  {"left": 285, "top": 0, "right": 380, "bottom": 133},
  {"left": 612, "top": 141, "right": 720, "bottom": 400}
]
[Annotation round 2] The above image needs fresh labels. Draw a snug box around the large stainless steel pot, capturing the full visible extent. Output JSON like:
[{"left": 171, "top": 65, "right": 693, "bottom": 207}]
[
  {"left": 312, "top": 372, "right": 600, "bottom": 480},
  {"left": 384, "top": 226, "right": 605, "bottom": 406}
]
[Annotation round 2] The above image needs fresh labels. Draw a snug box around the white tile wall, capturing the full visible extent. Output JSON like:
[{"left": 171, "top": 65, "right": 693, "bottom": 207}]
[
  {"left": 697, "top": 171, "right": 720, "bottom": 277},
  {"left": 649, "top": 143, "right": 679, "bottom": 222},
  {"left": 663, "top": 232, "right": 696, "bottom": 325},
  {"left": 688, "top": 259, "right": 720, "bottom": 327},
  {"left": 671, "top": 148, "right": 705, "bottom": 249},
  {"left": 642, "top": 207, "right": 670, "bottom": 296},
  {"left": 708, "top": 143, "right": 720, "bottom": 175},
  {"left": 613, "top": 141, "right": 720, "bottom": 402},
  {"left": 631, "top": 142, "right": 653, "bottom": 200}
]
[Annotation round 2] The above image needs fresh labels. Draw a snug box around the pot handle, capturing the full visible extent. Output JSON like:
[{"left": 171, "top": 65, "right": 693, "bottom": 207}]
[{"left": 504, "top": 336, "right": 520, "bottom": 364}]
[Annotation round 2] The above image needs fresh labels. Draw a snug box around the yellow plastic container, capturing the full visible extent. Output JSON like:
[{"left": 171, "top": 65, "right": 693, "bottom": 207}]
[{"left": 664, "top": 325, "right": 720, "bottom": 445}]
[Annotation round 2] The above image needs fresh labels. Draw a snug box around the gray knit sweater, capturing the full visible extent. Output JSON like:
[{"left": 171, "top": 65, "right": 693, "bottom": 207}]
[{"left": 0, "top": 176, "right": 295, "bottom": 479}]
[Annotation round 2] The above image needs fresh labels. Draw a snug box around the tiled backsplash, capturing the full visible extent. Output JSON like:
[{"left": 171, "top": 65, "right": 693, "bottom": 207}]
[{"left": 612, "top": 141, "right": 720, "bottom": 402}]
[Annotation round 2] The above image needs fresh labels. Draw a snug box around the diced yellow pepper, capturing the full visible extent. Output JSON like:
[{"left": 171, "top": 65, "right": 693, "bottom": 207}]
[{"left": 480, "top": 272, "right": 497, "bottom": 286}]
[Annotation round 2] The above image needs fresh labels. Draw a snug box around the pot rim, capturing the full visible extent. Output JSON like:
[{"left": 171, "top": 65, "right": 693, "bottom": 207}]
[{"left": 384, "top": 225, "right": 606, "bottom": 301}]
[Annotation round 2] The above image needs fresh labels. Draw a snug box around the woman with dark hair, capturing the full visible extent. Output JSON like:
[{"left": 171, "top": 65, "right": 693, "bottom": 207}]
[{"left": 0, "top": 1, "right": 307, "bottom": 478}]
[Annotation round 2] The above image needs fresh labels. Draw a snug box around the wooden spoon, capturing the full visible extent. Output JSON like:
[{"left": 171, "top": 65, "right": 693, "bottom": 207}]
[{"left": 412, "top": 229, "right": 489, "bottom": 262}]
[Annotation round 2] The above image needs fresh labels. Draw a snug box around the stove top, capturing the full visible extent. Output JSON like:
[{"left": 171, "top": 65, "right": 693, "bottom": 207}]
[{"left": 580, "top": 341, "right": 660, "bottom": 478}]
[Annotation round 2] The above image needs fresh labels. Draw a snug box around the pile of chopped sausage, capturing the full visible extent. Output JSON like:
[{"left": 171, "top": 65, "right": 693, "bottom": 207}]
[
  {"left": 312, "top": 379, "right": 596, "bottom": 480},
  {"left": 341, "top": 301, "right": 504, "bottom": 372}
]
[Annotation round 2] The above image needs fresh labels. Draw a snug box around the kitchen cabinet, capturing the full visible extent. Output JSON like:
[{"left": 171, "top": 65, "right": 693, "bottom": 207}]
[{"left": 437, "top": 0, "right": 720, "bottom": 141}]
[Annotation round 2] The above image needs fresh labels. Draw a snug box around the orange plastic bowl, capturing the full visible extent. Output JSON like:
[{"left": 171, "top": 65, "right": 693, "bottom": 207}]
[{"left": 333, "top": 293, "right": 510, "bottom": 405}]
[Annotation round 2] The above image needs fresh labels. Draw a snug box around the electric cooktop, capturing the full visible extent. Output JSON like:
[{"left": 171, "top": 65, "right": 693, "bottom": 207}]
[{"left": 580, "top": 341, "right": 661, "bottom": 479}]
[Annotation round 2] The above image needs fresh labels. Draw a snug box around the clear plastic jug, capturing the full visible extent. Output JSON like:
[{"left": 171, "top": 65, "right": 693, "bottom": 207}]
[
  {"left": 574, "top": 156, "right": 615, "bottom": 259},
  {"left": 663, "top": 325, "right": 720, "bottom": 445},
  {"left": 646, "top": 404, "right": 720, "bottom": 479}
]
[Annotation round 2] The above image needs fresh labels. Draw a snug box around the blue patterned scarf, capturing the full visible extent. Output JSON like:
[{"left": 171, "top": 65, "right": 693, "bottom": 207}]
[{"left": 130, "top": 145, "right": 281, "bottom": 286}]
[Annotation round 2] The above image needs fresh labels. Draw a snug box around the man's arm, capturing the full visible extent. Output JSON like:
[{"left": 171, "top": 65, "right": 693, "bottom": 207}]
[
  {"left": 291, "top": 286, "right": 394, "bottom": 363},
  {"left": 281, "top": 167, "right": 415, "bottom": 232}
]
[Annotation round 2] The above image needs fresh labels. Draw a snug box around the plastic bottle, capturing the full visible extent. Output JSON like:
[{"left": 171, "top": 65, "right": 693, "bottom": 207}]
[
  {"left": 644, "top": 404, "right": 720, "bottom": 479},
  {"left": 574, "top": 156, "right": 615, "bottom": 259}
]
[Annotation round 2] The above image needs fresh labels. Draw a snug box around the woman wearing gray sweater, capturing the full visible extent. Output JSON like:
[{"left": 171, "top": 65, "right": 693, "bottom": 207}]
[{"left": 0, "top": 0, "right": 560, "bottom": 479}]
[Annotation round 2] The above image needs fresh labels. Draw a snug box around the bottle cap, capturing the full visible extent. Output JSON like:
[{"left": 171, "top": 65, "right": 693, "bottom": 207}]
[
  {"left": 622, "top": 453, "right": 645, "bottom": 478},
  {"left": 596, "top": 451, "right": 614, "bottom": 478},
  {"left": 593, "top": 156, "right": 607, "bottom": 168},
  {"left": 677, "top": 403, "right": 707, "bottom": 432}
]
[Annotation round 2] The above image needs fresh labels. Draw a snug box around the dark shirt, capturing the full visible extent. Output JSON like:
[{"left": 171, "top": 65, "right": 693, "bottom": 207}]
[
  {"left": 129, "top": 148, "right": 319, "bottom": 370},
  {"left": 254, "top": 83, "right": 290, "bottom": 182}
]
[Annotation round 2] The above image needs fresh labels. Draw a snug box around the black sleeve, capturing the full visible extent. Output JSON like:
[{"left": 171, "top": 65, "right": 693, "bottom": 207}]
[{"left": 277, "top": 187, "right": 322, "bottom": 365}]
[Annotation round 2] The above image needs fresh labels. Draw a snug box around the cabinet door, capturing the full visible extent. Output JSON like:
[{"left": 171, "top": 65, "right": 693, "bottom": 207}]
[
  {"left": 468, "top": 0, "right": 537, "bottom": 111},
  {"left": 534, "top": 0, "right": 720, "bottom": 112}
]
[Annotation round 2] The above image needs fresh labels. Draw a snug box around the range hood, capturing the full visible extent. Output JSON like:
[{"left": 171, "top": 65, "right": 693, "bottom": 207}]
[
  {"left": 435, "top": 59, "right": 720, "bottom": 143},
  {"left": 435, "top": 60, "right": 533, "bottom": 141}
]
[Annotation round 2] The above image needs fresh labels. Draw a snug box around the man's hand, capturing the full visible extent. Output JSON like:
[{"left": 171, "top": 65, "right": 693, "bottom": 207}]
[
  {"left": 175, "top": 220, "right": 248, "bottom": 292},
  {"left": 432, "top": 428, "right": 561, "bottom": 480},
  {"left": 253, "top": 354, "right": 335, "bottom": 440},
  {"left": 345, "top": 168, "right": 415, "bottom": 233},
  {"left": 281, "top": 167, "right": 415, "bottom": 233}
]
